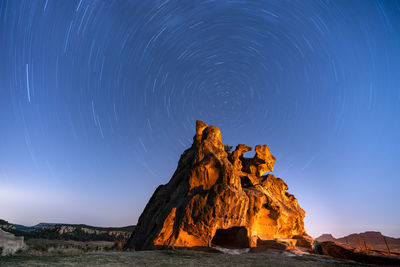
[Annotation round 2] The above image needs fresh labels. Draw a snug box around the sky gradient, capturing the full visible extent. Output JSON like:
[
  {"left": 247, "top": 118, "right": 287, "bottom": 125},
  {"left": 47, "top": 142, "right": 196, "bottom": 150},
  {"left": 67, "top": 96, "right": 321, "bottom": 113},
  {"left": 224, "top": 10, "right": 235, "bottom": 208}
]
[{"left": 1, "top": 0, "right": 400, "bottom": 238}]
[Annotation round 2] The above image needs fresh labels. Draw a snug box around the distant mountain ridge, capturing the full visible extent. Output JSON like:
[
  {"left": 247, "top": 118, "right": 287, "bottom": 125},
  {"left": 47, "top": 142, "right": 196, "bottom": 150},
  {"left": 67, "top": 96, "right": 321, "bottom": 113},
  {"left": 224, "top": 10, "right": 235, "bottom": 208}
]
[
  {"left": 11, "top": 222, "right": 60, "bottom": 232},
  {"left": 0, "top": 219, "right": 135, "bottom": 242},
  {"left": 316, "top": 231, "right": 400, "bottom": 251}
]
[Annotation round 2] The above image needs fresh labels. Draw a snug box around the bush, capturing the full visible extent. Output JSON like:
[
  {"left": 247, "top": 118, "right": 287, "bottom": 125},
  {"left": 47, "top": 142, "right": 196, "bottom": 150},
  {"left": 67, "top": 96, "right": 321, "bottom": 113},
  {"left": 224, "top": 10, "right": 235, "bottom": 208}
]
[
  {"left": 0, "top": 219, "right": 9, "bottom": 225},
  {"left": 33, "top": 244, "right": 48, "bottom": 252},
  {"left": 224, "top": 144, "right": 233, "bottom": 153}
]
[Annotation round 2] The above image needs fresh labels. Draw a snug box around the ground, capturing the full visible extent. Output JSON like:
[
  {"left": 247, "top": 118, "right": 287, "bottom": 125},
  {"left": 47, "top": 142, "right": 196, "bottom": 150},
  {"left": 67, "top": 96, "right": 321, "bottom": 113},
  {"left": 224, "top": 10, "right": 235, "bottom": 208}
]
[{"left": 0, "top": 249, "right": 371, "bottom": 267}]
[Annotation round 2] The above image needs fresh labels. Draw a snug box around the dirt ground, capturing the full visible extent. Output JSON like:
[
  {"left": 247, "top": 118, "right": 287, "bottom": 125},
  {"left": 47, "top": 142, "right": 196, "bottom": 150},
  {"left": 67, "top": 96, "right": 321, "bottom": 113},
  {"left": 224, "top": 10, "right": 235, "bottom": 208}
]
[{"left": 0, "top": 249, "right": 371, "bottom": 267}]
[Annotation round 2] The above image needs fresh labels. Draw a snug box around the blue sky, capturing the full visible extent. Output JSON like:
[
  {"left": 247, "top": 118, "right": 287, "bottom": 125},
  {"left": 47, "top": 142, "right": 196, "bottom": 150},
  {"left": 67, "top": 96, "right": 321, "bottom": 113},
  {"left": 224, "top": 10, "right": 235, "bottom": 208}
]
[{"left": 0, "top": 0, "right": 399, "bottom": 238}]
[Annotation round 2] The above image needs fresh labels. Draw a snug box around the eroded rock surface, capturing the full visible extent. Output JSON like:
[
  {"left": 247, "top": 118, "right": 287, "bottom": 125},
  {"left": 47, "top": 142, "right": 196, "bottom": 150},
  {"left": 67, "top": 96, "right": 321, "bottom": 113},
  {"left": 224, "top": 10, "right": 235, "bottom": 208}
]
[
  {"left": 127, "top": 121, "right": 310, "bottom": 250},
  {"left": 0, "top": 229, "right": 26, "bottom": 256}
]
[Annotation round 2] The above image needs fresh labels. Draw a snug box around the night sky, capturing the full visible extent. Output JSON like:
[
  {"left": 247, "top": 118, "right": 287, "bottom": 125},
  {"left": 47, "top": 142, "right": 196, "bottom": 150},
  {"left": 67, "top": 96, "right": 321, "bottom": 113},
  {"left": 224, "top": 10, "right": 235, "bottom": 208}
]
[{"left": 1, "top": 0, "right": 400, "bottom": 238}]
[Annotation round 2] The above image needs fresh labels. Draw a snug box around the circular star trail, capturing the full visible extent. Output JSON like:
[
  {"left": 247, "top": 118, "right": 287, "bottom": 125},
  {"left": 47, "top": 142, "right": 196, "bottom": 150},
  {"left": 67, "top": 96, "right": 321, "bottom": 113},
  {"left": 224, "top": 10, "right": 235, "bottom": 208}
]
[{"left": 1, "top": 0, "right": 400, "bottom": 237}]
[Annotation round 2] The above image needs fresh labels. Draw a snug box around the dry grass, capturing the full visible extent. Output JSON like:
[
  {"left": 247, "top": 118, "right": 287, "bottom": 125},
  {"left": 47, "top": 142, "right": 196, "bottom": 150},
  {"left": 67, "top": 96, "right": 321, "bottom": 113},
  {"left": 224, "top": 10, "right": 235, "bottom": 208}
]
[
  {"left": 25, "top": 238, "right": 116, "bottom": 254},
  {"left": 0, "top": 249, "right": 369, "bottom": 267}
]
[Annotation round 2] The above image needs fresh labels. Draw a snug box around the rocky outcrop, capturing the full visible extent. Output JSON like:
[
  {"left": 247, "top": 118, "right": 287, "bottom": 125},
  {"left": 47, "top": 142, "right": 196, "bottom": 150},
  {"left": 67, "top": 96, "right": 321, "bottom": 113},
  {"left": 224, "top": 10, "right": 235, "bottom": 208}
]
[
  {"left": 1, "top": 219, "right": 133, "bottom": 242},
  {"left": 314, "top": 241, "right": 400, "bottom": 265},
  {"left": 316, "top": 231, "right": 400, "bottom": 251},
  {"left": 127, "top": 120, "right": 311, "bottom": 250},
  {"left": 40, "top": 225, "right": 132, "bottom": 240},
  {"left": 0, "top": 229, "right": 26, "bottom": 256}
]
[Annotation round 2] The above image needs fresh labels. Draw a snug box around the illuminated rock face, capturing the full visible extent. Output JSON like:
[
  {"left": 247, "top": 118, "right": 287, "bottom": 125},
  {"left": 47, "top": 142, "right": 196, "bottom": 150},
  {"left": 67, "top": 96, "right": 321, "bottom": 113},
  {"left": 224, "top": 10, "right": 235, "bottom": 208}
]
[{"left": 127, "top": 120, "right": 310, "bottom": 250}]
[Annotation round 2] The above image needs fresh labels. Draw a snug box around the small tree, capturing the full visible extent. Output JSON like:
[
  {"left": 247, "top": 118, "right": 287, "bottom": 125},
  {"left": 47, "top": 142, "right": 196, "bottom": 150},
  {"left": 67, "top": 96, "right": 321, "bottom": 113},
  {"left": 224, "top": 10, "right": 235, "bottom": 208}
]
[{"left": 224, "top": 144, "right": 233, "bottom": 153}]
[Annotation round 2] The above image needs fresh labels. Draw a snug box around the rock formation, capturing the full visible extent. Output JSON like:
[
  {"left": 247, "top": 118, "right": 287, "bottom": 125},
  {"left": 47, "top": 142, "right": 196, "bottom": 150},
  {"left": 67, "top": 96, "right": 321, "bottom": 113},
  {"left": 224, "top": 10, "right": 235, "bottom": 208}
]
[
  {"left": 127, "top": 120, "right": 311, "bottom": 250},
  {"left": 314, "top": 241, "right": 400, "bottom": 265},
  {"left": 0, "top": 229, "right": 26, "bottom": 256},
  {"left": 316, "top": 231, "right": 400, "bottom": 251}
]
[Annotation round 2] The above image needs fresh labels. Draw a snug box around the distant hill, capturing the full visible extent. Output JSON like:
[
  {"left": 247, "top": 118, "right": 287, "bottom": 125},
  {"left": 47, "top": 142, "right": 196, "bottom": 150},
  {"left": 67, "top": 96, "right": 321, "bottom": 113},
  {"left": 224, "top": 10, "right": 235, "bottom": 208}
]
[
  {"left": 316, "top": 231, "right": 400, "bottom": 251},
  {"left": 316, "top": 234, "right": 336, "bottom": 242},
  {"left": 0, "top": 219, "right": 134, "bottom": 242}
]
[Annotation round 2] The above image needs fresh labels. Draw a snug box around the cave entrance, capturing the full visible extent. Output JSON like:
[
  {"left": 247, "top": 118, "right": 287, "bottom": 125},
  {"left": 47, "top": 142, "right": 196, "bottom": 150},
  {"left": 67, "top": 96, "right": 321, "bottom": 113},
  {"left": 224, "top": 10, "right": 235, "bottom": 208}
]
[
  {"left": 211, "top": 226, "right": 250, "bottom": 248},
  {"left": 241, "top": 176, "right": 253, "bottom": 188}
]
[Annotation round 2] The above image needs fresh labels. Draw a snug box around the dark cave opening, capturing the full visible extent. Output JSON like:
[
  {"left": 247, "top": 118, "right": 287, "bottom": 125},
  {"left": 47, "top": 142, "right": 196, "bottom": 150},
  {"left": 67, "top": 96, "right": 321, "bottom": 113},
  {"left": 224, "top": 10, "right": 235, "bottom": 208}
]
[
  {"left": 240, "top": 176, "right": 253, "bottom": 188},
  {"left": 211, "top": 226, "right": 250, "bottom": 248}
]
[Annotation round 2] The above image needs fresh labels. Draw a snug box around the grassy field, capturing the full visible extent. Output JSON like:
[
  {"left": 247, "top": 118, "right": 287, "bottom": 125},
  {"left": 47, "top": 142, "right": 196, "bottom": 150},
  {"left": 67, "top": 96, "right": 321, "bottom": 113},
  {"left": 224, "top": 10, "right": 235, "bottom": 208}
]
[
  {"left": 25, "top": 238, "right": 117, "bottom": 253},
  {"left": 0, "top": 249, "right": 370, "bottom": 267}
]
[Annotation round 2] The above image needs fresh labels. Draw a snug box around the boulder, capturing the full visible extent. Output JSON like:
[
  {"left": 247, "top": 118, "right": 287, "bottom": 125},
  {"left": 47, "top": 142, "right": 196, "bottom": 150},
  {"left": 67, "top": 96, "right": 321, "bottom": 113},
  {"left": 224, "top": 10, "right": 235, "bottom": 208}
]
[
  {"left": 0, "top": 229, "right": 26, "bottom": 256},
  {"left": 293, "top": 234, "right": 314, "bottom": 249},
  {"left": 127, "top": 121, "right": 310, "bottom": 250},
  {"left": 250, "top": 239, "right": 292, "bottom": 252}
]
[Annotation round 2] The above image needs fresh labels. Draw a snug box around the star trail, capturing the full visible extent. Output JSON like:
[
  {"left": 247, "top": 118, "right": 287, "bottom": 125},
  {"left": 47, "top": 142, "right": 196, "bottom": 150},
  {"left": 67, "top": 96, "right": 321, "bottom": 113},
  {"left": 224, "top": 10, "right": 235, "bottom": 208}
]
[{"left": 0, "top": 0, "right": 400, "bottom": 237}]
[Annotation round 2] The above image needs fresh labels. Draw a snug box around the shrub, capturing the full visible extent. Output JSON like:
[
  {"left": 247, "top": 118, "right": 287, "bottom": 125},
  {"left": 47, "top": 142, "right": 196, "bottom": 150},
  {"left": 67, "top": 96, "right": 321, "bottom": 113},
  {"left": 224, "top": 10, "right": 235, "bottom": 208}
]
[{"left": 224, "top": 144, "right": 233, "bottom": 153}]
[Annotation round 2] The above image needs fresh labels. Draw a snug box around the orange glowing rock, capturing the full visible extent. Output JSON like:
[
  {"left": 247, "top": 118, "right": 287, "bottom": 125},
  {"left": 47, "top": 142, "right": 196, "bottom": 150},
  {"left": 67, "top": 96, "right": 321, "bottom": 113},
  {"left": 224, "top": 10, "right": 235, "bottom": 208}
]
[{"left": 127, "top": 120, "right": 312, "bottom": 250}]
